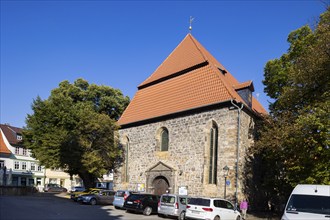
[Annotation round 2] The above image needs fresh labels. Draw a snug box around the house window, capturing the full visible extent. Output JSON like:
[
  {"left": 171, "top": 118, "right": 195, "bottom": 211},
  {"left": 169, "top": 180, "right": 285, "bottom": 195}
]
[
  {"left": 31, "top": 163, "right": 36, "bottom": 171},
  {"left": 23, "top": 148, "right": 27, "bottom": 156},
  {"left": 37, "top": 165, "right": 42, "bottom": 171},
  {"left": 14, "top": 161, "right": 20, "bottom": 169},
  {"left": 0, "top": 160, "right": 4, "bottom": 168},
  {"left": 15, "top": 147, "right": 20, "bottom": 155},
  {"left": 17, "top": 134, "right": 22, "bottom": 141},
  {"left": 22, "top": 162, "right": 27, "bottom": 170},
  {"left": 208, "top": 122, "right": 218, "bottom": 184},
  {"left": 160, "top": 128, "right": 169, "bottom": 151},
  {"left": 36, "top": 178, "right": 41, "bottom": 186}
]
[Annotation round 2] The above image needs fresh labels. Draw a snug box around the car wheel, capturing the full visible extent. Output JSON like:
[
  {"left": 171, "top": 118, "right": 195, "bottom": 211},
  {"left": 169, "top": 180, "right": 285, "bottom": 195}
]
[
  {"left": 143, "top": 206, "right": 152, "bottom": 216},
  {"left": 178, "top": 211, "right": 185, "bottom": 220},
  {"left": 90, "top": 198, "right": 97, "bottom": 205},
  {"left": 114, "top": 206, "right": 120, "bottom": 209},
  {"left": 214, "top": 216, "right": 220, "bottom": 220}
]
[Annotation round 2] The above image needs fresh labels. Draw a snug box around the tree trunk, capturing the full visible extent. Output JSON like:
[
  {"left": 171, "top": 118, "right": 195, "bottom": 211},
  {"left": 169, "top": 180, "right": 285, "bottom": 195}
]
[{"left": 78, "top": 171, "right": 96, "bottom": 189}]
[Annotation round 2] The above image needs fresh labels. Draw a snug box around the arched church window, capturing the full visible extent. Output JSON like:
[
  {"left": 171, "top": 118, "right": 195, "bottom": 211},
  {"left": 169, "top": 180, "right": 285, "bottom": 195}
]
[
  {"left": 160, "top": 128, "right": 169, "bottom": 151},
  {"left": 122, "top": 136, "right": 129, "bottom": 182},
  {"left": 208, "top": 122, "right": 218, "bottom": 184}
]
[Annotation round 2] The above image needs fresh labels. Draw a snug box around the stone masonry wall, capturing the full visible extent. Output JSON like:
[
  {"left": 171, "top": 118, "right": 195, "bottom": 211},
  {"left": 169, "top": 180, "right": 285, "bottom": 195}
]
[{"left": 114, "top": 106, "right": 255, "bottom": 202}]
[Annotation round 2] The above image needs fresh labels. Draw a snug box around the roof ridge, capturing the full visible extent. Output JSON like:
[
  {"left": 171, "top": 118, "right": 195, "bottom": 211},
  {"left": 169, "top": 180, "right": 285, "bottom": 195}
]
[
  {"left": 138, "top": 34, "right": 192, "bottom": 88},
  {"left": 188, "top": 35, "right": 246, "bottom": 104},
  {"left": 188, "top": 34, "right": 209, "bottom": 62},
  {"left": 138, "top": 34, "right": 208, "bottom": 88},
  {"left": 207, "top": 59, "right": 245, "bottom": 104}
]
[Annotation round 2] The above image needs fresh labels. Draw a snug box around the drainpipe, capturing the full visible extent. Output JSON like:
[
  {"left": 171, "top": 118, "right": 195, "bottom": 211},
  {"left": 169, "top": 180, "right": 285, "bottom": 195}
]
[{"left": 231, "top": 99, "right": 243, "bottom": 209}]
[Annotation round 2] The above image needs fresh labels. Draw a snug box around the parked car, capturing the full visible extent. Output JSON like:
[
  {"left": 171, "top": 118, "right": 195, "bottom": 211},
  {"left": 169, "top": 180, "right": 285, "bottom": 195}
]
[
  {"left": 124, "top": 193, "right": 160, "bottom": 216},
  {"left": 70, "top": 188, "right": 103, "bottom": 201},
  {"left": 78, "top": 190, "right": 116, "bottom": 205},
  {"left": 70, "top": 186, "right": 85, "bottom": 193},
  {"left": 44, "top": 184, "right": 67, "bottom": 192},
  {"left": 158, "top": 194, "right": 188, "bottom": 220},
  {"left": 281, "top": 184, "right": 330, "bottom": 220},
  {"left": 186, "top": 197, "right": 241, "bottom": 220},
  {"left": 113, "top": 190, "right": 137, "bottom": 209}
]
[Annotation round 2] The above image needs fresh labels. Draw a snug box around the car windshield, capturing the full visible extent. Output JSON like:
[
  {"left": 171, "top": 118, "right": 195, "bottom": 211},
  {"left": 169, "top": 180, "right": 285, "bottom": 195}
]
[
  {"left": 161, "top": 196, "right": 175, "bottom": 204},
  {"left": 188, "top": 198, "right": 210, "bottom": 206},
  {"left": 286, "top": 194, "right": 330, "bottom": 215},
  {"left": 116, "top": 191, "right": 125, "bottom": 197}
]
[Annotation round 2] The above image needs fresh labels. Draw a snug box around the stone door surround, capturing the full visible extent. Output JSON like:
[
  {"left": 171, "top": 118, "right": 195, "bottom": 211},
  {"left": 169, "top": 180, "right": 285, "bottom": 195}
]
[{"left": 146, "top": 161, "right": 175, "bottom": 194}]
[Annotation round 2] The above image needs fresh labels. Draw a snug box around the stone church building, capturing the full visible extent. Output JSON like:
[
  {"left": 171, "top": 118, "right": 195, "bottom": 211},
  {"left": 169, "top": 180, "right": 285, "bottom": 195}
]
[{"left": 114, "top": 34, "right": 266, "bottom": 202}]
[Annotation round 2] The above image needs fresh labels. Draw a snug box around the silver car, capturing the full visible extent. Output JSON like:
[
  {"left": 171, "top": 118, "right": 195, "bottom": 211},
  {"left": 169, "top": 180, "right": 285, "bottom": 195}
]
[
  {"left": 113, "top": 190, "right": 137, "bottom": 209},
  {"left": 158, "top": 194, "right": 188, "bottom": 220}
]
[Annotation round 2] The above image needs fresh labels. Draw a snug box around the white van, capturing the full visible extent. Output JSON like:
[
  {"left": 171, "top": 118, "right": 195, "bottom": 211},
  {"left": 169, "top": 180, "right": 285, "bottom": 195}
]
[{"left": 281, "top": 184, "right": 330, "bottom": 220}]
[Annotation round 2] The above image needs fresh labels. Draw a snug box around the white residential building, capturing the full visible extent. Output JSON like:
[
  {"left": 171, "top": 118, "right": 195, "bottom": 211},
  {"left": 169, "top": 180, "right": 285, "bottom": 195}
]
[
  {"left": 0, "top": 124, "right": 45, "bottom": 189},
  {"left": 0, "top": 123, "right": 82, "bottom": 191}
]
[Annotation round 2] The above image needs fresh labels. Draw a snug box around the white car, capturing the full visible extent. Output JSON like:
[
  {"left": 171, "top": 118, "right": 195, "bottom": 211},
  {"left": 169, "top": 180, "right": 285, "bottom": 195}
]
[
  {"left": 186, "top": 197, "right": 241, "bottom": 220},
  {"left": 281, "top": 184, "right": 330, "bottom": 220}
]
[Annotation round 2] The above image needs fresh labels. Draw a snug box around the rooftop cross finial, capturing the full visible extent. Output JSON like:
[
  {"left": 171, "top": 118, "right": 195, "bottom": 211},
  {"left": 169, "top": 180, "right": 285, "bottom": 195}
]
[{"left": 189, "top": 16, "right": 194, "bottom": 33}]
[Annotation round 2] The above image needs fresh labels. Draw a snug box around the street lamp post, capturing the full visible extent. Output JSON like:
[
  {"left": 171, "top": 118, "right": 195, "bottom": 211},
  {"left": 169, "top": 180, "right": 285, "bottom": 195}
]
[{"left": 223, "top": 165, "right": 229, "bottom": 199}]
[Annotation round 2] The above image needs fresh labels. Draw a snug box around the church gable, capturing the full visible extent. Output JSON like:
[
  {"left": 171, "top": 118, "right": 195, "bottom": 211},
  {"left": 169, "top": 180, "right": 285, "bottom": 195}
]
[
  {"left": 118, "top": 34, "right": 267, "bottom": 127},
  {"left": 146, "top": 161, "right": 175, "bottom": 172},
  {"left": 138, "top": 34, "right": 207, "bottom": 89}
]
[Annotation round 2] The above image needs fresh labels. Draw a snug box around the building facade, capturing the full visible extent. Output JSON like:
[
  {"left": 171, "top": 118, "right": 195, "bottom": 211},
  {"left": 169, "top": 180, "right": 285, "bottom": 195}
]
[
  {"left": 0, "top": 124, "right": 82, "bottom": 191},
  {"left": 114, "top": 34, "right": 266, "bottom": 202},
  {"left": 0, "top": 124, "right": 45, "bottom": 189}
]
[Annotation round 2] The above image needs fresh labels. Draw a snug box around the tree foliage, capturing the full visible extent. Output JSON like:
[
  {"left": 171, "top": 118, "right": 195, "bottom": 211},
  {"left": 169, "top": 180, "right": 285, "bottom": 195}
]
[
  {"left": 23, "top": 78, "right": 130, "bottom": 188},
  {"left": 254, "top": 7, "right": 330, "bottom": 207}
]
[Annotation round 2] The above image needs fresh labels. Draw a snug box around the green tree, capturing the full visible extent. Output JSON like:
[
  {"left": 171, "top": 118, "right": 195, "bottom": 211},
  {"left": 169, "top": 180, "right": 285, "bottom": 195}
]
[
  {"left": 254, "top": 7, "right": 330, "bottom": 207},
  {"left": 23, "top": 78, "right": 130, "bottom": 188}
]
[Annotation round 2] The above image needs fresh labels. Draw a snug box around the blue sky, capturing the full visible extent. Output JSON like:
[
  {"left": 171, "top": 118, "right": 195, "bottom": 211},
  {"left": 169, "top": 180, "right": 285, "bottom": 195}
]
[{"left": 1, "top": 0, "right": 327, "bottom": 128}]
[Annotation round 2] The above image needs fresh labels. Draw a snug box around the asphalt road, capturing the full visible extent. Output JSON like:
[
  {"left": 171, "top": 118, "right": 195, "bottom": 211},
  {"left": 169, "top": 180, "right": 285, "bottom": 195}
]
[
  {"left": 0, "top": 192, "right": 277, "bottom": 220},
  {"left": 0, "top": 192, "right": 162, "bottom": 220}
]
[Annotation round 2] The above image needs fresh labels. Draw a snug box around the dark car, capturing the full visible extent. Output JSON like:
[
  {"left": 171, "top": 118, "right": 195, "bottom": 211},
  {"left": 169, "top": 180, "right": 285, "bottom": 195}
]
[
  {"left": 44, "top": 184, "right": 67, "bottom": 192},
  {"left": 124, "top": 193, "right": 160, "bottom": 216},
  {"left": 78, "top": 190, "right": 116, "bottom": 205}
]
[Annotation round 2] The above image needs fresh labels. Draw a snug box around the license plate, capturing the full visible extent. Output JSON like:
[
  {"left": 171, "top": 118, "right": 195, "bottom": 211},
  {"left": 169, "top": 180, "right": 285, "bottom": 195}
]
[
  {"left": 127, "top": 201, "right": 133, "bottom": 204},
  {"left": 192, "top": 210, "right": 200, "bottom": 214}
]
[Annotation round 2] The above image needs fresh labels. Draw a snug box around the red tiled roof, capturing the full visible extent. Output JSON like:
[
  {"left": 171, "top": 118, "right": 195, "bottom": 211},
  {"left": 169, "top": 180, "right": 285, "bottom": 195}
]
[
  {"left": 118, "top": 34, "right": 267, "bottom": 126},
  {"left": 139, "top": 34, "right": 208, "bottom": 88},
  {"left": 0, "top": 125, "right": 14, "bottom": 154},
  {"left": 0, "top": 124, "right": 22, "bottom": 146},
  {"left": 252, "top": 97, "right": 267, "bottom": 116},
  {"left": 234, "top": 80, "right": 255, "bottom": 92}
]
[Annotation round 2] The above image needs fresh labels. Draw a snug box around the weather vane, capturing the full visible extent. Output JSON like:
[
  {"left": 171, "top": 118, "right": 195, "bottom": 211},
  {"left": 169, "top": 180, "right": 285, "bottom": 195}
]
[{"left": 189, "top": 16, "right": 194, "bottom": 33}]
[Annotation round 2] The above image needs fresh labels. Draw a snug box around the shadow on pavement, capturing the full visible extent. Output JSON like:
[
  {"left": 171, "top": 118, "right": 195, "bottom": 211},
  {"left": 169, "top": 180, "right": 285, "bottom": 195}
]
[{"left": 0, "top": 192, "right": 126, "bottom": 220}]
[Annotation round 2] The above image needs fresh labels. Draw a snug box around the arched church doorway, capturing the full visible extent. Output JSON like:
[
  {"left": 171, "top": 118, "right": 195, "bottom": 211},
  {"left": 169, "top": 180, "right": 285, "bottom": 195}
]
[{"left": 152, "top": 176, "right": 169, "bottom": 195}]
